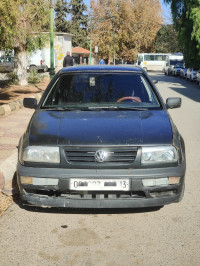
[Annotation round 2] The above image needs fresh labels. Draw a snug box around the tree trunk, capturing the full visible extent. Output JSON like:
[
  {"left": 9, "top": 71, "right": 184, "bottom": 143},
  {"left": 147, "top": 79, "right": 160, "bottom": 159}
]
[{"left": 14, "top": 47, "right": 28, "bottom": 86}]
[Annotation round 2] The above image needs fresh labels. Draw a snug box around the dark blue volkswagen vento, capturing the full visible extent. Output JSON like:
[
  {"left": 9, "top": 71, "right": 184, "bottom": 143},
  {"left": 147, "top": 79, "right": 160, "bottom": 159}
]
[{"left": 17, "top": 65, "right": 186, "bottom": 208}]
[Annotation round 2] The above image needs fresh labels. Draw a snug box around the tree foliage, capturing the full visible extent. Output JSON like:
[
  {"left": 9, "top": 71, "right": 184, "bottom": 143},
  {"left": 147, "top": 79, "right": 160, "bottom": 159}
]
[
  {"left": 0, "top": 0, "right": 50, "bottom": 85},
  {"left": 55, "top": 0, "right": 70, "bottom": 32},
  {"left": 90, "top": 0, "right": 163, "bottom": 62},
  {"left": 164, "top": 0, "right": 200, "bottom": 68},
  {"left": 154, "top": 24, "right": 181, "bottom": 53},
  {"left": 69, "top": 0, "right": 88, "bottom": 47},
  {"left": 55, "top": 0, "right": 88, "bottom": 48}
]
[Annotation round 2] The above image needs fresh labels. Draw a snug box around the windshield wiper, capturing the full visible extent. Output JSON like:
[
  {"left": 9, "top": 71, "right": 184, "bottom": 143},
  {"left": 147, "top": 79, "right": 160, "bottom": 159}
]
[
  {"left": 87, "top": 106, "right": 118, "bottom": 110},
  {"left": 86, "top": 106, "right": 148, "bottom": 111},
  {"left": 42, "top": 106, "right": 90, "bottom": 111},
  {"left": 115, "top": 106, "right": 148, "bottom": 111},
  {"left": 42, "top": 106, "right": 148, "bottom": 111}
]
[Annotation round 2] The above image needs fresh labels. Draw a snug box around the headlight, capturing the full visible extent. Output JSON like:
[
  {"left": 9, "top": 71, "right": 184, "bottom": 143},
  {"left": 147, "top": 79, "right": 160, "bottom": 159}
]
[
  {"left": 22, "top": 146, "right": 60, "bottom": 164},
  {"left": 141, "top": 146, "right": 178, "bottom": 164}
]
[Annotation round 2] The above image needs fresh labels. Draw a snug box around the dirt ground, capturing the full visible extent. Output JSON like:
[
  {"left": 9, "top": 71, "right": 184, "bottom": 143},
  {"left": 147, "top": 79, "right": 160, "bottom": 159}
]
[
  {"left": 0, "top": 76, "right": 50, "bottom": 105},
  {"left": 0, "top": 76, "right": 50, "bottom": 216}
]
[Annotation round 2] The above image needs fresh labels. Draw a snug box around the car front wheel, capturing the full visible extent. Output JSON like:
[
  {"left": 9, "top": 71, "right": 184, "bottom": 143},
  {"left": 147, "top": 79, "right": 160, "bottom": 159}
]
[{"left": 29, "top": 65, "right": 38, "bottom": 73}]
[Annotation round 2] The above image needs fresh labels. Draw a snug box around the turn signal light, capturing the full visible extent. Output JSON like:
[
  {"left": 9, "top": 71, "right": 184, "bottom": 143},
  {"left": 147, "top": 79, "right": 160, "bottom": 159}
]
[
  {"left": 21, "top": 176, "right": 33, "bottom": 184},
  {"left": 168, "top": 177, "right": 180, "bottom": 184}
]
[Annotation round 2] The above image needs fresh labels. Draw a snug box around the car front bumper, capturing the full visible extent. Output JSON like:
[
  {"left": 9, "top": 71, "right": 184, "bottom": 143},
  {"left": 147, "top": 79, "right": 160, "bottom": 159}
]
[{"left": 17, "top": 162, "right": 186, "bottom": 209}]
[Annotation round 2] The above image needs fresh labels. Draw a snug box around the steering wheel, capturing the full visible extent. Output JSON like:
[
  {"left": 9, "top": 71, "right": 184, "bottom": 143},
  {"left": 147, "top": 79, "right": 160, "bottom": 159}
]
[{"left": 117, "top": 96, "right": 141, "bottom": 103}]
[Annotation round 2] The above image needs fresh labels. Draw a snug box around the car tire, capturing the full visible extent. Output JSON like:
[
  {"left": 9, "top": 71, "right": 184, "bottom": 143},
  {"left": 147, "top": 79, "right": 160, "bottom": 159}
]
[{"left": 29, "top": 65, "right": 37, "bottom": 73}]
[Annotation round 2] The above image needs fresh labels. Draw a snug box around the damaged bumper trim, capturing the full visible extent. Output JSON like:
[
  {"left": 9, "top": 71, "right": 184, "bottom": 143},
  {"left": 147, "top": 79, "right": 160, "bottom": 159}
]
[{"left": 22, "top": 193, "right": 181, "bottom": 209}]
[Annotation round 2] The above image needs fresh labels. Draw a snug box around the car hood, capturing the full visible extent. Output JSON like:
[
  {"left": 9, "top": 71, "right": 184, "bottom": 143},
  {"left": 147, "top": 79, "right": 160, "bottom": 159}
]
[{"left": 28, "top": 110, "right": 173, "bottom": 146}]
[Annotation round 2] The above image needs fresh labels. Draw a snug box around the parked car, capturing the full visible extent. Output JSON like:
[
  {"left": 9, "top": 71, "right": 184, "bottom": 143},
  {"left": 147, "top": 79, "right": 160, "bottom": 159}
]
[
  {"left": 164, "top": 54, "right": 184, "bottom": 75},
  {"left": 0, "top": 56, "right": 15, "bottom": 73},
  {"left": 17, "top": 65, "right": 186, "bottom": 209},
  {"left": 186, "top": 68, "right": 197, "bottom": 81},
  {"left": 172, "top": 63, "right": 184, "bottom": 76},
  {"left": 179, "top": 66, "right": 188, "bottom": 78},
  {"left": 27, "top": 49, "right": 51, "bottom": 73},
  {"left": 196, "top": 69, "right": 200, "bottom": 86}
]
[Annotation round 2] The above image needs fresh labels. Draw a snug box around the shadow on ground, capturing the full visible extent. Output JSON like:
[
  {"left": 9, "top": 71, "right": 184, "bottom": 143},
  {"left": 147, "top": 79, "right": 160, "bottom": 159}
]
[
  {"left": 0, "top": 76, "right": 49, "bottom": 105},
  {"left": 149, "top": 72, "right": 200, "bottom": 103}
]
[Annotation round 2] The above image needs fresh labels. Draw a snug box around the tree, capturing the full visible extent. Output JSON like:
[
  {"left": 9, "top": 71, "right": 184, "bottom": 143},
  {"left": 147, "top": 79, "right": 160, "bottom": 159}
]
[
  {"left": 68, "top": 0, "right": 88, "bottom": 47},
  {"left": 164, "top": 0, "right": 200, "bottom": 68},
  {"left": 154, "top": 24, "right": 181, "bottom": 53},
  {"left": 55, "top": 0, "right": 70, "bottom": 32},
  {"left": 55, "top": 0, "right": 88, "bottom": 48},
  {"left": 0, "top": 0, "right": 50, "bottom": 86},
  {"left": 90, "top": 0, "right": 162, "bottom": 62}
]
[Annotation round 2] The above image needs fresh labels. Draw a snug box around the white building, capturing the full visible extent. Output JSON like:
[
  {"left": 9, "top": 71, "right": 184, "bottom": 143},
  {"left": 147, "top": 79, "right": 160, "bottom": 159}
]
[{"left": 27, "top": 32, "right": 73, "bottom": 71}]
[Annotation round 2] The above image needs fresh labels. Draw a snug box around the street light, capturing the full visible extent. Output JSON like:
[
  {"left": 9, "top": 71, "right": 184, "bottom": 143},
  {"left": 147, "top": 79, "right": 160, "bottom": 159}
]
[
  {"left": 89, "top": 23, "right": 94, "bottom": 65},
  {"left": 49, "top": 0, "right": 55, "bottom": 79}
]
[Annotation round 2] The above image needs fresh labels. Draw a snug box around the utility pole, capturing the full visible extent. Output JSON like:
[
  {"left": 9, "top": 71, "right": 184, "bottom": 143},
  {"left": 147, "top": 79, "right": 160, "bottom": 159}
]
[
  {"left": 89, "top": 18, "right": 93, "bottom": 65},
  {"left": 49, "top": 0, "right": 55, "bottom": 79}
]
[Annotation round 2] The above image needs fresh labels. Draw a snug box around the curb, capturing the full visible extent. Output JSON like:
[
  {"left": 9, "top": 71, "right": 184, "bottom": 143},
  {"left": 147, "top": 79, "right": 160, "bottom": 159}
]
[
  {"left": 0, "top": 92, "right": 44, "bottom": 194},
  {"left": 0, "top": 151, "right": 18, "bottom": 193},
  {"left": 0, "top": 92, "right": 43, "bottom": 117}
]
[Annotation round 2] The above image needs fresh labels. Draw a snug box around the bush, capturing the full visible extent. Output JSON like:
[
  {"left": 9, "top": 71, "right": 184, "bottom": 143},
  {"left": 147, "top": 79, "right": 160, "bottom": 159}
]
[
  {"left": 28, "top": 69, "right": 44, "bottom": 84},
  {"left": 6, "top": 71, "right": 19, "bottom": 84}
]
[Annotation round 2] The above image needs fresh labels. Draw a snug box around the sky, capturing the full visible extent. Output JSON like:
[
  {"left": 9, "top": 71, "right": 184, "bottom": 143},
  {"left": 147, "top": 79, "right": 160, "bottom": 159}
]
[
  {"left": 83, "top": 0, "right": 172, "bottom": 24},
  {"left": 160, "top": 0, "right": 172, "bottom": 24}
]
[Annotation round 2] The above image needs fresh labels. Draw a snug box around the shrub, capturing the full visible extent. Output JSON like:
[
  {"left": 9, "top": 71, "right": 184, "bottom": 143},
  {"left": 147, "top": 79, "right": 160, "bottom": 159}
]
[
  {"left": 6, "top": 71, "right": 19, "bottom": 84},
  {"left": 28, "top": 69, "right": 44, "bottom": 84}
]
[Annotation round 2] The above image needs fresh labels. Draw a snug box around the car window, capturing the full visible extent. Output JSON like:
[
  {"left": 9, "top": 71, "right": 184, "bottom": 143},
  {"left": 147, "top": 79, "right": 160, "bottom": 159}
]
[
  {"left": 155, "top": 55, "right": 163, "bottom": 61},
  {"left": 42, "top": 73, "right": 161, "bottom": 109},
  {"left": 144, "top": 55, "right": 155, "bottom": 61}
]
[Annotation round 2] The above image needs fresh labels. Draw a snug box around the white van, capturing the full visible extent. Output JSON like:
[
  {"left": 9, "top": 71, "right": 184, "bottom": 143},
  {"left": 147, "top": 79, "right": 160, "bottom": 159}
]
[
  {"left": 136, "top": 53, "right": 170, "bottom": 71},
  {"left": 164, "top": 54, "right": 184, "bottom": 75}
]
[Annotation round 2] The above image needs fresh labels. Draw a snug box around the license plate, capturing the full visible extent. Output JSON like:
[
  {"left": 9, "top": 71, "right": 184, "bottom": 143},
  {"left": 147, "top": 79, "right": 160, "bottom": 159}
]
[{"left": 69, "top": 178, "right": 130, "bottom": 191}]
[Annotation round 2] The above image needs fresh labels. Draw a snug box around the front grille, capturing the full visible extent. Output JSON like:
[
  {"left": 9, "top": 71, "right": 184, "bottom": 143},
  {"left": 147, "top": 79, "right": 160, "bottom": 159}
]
[{"left": 64, "top": 146, "right": 138, "bottom": 166}]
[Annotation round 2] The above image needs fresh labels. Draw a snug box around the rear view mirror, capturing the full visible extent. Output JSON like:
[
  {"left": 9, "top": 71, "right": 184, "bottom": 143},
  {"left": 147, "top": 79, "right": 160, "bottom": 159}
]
[
  {"left": 23, "top": 98, "right": 37, "bottom": 109},
  {"left": 166, "top": 98, "right": 181, "bottom": 109}
]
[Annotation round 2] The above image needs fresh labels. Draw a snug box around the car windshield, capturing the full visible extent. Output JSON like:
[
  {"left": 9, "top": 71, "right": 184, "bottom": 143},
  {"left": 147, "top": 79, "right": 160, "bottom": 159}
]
[
  {"left": 170, "top": 60, "right": 184, "bottom": 66},
  {"left": 42, "top": 72, "right": 161, "bottom": 110}
]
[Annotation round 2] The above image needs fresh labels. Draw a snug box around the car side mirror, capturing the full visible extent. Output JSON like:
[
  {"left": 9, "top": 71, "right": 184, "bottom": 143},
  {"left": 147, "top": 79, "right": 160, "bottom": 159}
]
[
  {"left": 153, "top": 80, "right": 158, "bottom": 84},
  {"left": 166, "top": 98, "right": 181, "bottom": 109},
  {"left": 23, "top": 98, "right": 37, "bottom": 109}
]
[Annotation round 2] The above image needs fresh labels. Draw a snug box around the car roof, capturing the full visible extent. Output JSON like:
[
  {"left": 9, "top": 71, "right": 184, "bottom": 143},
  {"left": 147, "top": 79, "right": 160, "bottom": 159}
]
[{"left": 60, "top": 65, "right": 143, "bottom": 73}]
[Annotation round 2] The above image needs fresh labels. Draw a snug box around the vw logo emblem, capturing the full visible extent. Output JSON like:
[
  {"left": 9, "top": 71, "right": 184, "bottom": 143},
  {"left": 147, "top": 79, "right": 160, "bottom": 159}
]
[{"left": 94, "top": 150, "right": 108, "bottom": 163}]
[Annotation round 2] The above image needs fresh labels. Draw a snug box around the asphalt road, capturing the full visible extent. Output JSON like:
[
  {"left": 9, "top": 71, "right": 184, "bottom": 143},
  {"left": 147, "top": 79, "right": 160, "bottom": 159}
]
[{"left": 0, "top": 72, "right": 200, "bottom": 266}]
